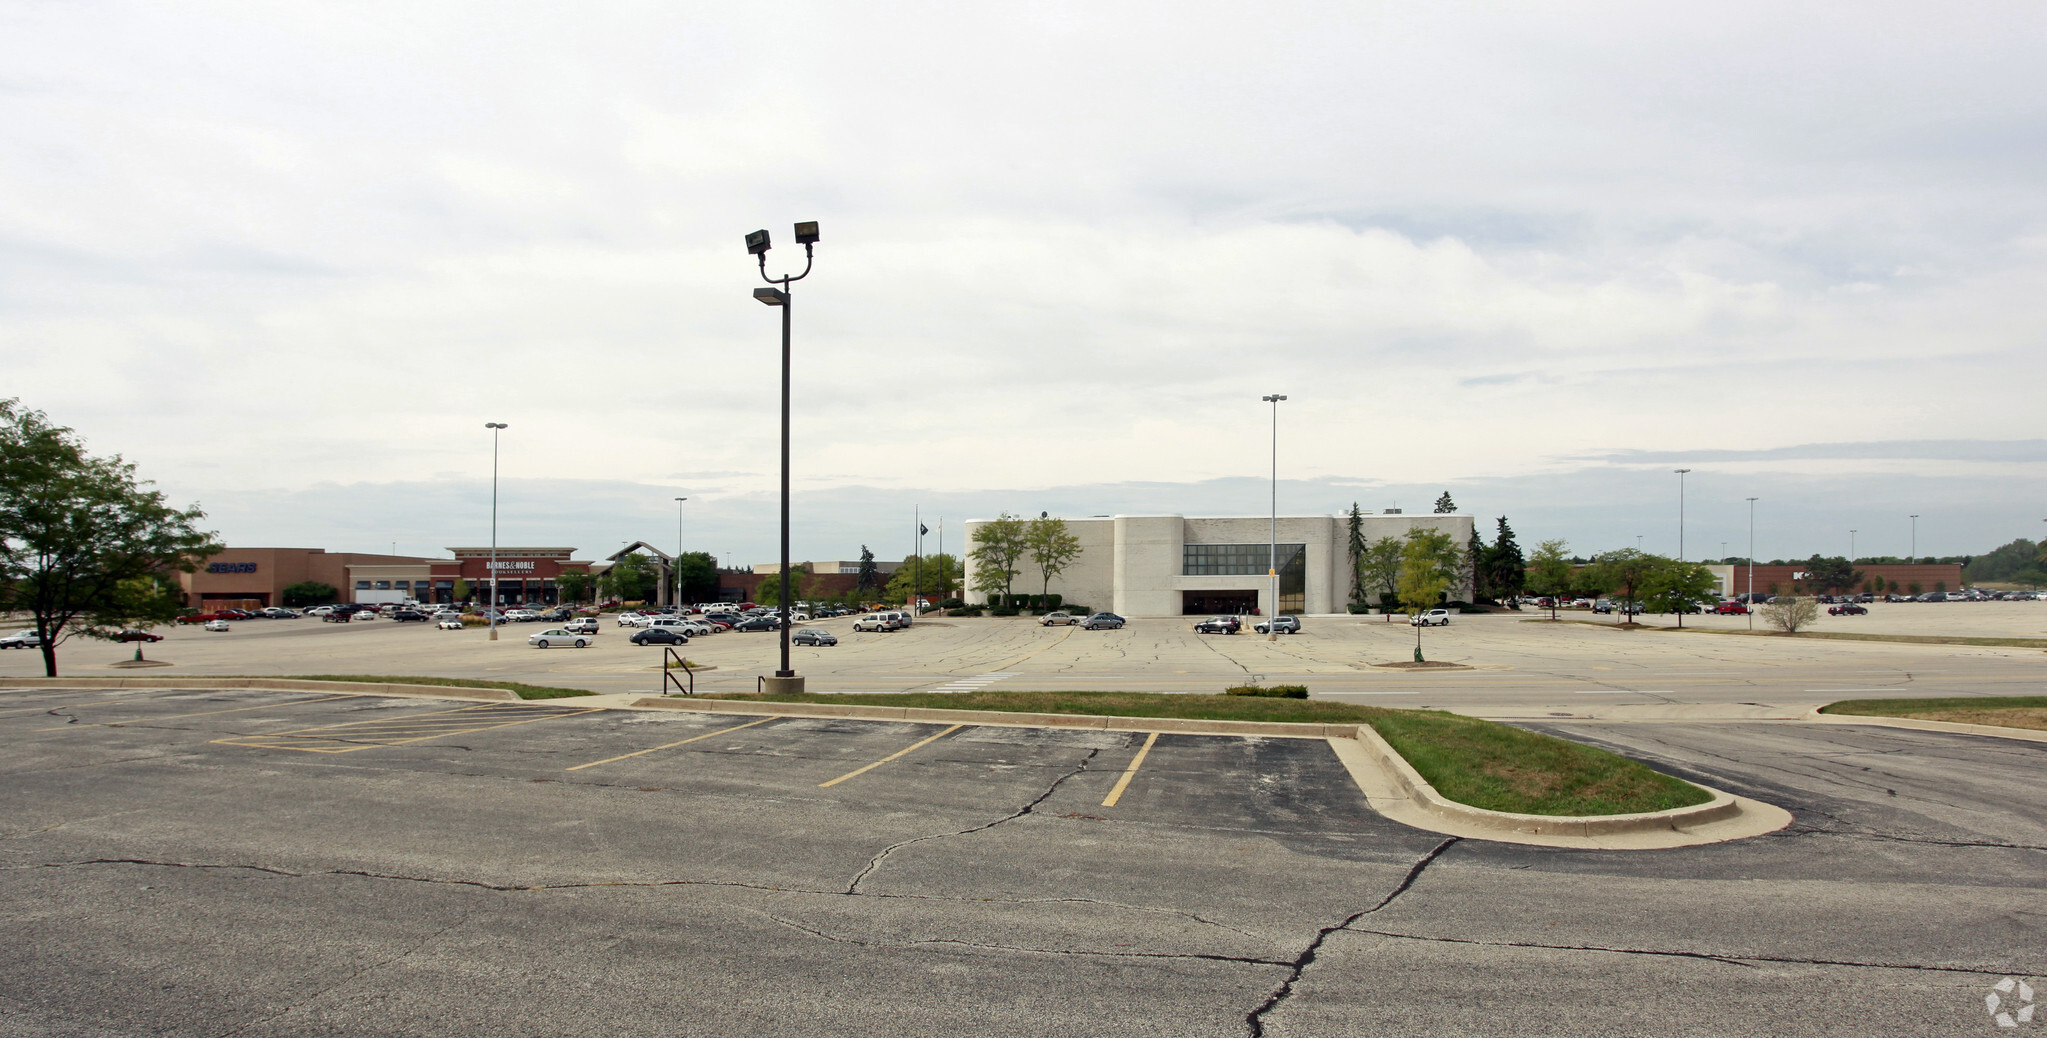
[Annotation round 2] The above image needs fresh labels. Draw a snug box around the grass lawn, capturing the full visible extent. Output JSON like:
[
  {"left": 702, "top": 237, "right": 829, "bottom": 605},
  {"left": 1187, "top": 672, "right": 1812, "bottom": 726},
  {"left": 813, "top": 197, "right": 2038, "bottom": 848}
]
[
  {"left": 704, "top": 689, "right": 1710, "bottom": 815},
  {"left": 278, "top": 674, "right": 597, "bottom": 700},
  {"left": 1819, "top": 695, "right": 2047, "bottom": 732}
]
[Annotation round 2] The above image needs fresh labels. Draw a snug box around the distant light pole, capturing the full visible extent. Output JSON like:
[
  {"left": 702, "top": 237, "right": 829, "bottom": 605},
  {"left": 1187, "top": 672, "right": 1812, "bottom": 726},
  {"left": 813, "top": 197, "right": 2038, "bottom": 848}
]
[
  {"left": 673, "top": 497, "right": 688, "bottom": 608},
  {"left": 1849, "top": 529, "right": 1857, "bottom": 564},
  {"left": 1262, "top": 393, "right": 1287, "bottom": 639},
  {"left": 1909, "top": 514, "right": 1920, "bottom": 562},
  {"left": 1746, "top": 497, "right": 1758, "bottom": 631},
  {"left": 1636, "top": 534, "right": 1644, "bottom": 550},
  {"left": 485, "top": 422, "right": 508, "bottom": 641},
  {"left": 747, "top": 220, "right": 819, "bottom": 689},
  {"left": 1674, "top": 468, "right": 1692, "bottom": 560}
]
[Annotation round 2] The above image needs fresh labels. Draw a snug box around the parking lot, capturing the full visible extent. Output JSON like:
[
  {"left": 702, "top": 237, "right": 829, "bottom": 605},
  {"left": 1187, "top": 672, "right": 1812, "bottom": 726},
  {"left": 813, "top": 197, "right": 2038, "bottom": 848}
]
[{"left": 4, "top": 680, "right": 2043, "bottom": 1036}]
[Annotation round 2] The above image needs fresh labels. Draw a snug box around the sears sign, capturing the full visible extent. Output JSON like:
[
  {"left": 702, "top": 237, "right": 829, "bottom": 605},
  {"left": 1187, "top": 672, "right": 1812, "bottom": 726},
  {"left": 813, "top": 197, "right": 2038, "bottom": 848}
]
[{"left": 206, "top": 562, "right": 258, "bottom": 574}]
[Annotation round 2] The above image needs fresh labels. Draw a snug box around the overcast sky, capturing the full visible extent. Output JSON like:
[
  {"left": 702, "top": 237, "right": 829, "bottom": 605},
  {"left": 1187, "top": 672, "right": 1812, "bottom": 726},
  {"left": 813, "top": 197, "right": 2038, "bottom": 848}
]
[{"left": 5, "top": 2, "right": 2043, "bottom": 565}]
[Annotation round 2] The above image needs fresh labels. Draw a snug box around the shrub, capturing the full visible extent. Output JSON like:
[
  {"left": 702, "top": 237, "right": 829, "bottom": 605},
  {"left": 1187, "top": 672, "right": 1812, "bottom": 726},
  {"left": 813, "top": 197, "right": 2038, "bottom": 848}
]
[
  {"left": 1758, "top": 595, "right": 1819, "bottom": 633},
  {"left": 950, "top": 606, "right": 984, "bottom": 617},
  {"left": 939, "top": 598, "right": 965, "bottom": 609},
  {"left": 990, "top": 607, "right": 1019, "bottom": 617},
  {"left": 1225, "top": 685, "right": 1309, "bottom": 698},
  {"left": 1044, "top": 593, "right": 1062, "bottom": 609},
  {"left": 1061, "top": 604, "right": 1089, "bottom": 616},
  {"left": 1347, "top": 603, "right": 1370, "bottom": 614}
]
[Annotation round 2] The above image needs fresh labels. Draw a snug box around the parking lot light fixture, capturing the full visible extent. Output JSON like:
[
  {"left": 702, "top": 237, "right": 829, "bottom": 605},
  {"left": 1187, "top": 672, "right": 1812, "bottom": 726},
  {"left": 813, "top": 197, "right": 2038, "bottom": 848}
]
[
  {"left": 485, "top": 422, "right": 508, "bottom": 641},
  {"left": 1262, "top": 394, "right": 1286, "bottom": 640},
  {"left": 674, "top": 497, "right": 688, "bottom": 608},
  {"left": 746, "top": 221, "right": 819, "bottom": 688},
  {"left": 1675, "top": 468, "right": 1691, "bottom": 560},
  {"left": 1910, "top": 514, "right": 1919, "bottom": 562},
  {"left": 1747, "top": 497, "right": 1758, "bottom": 631}
]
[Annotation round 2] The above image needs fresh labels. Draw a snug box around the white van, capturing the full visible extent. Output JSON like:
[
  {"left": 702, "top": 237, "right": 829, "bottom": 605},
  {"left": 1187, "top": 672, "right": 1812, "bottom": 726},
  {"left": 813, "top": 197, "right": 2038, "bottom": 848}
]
[{"left": 853, "top": 613, "right": 899, "bottom": 632}]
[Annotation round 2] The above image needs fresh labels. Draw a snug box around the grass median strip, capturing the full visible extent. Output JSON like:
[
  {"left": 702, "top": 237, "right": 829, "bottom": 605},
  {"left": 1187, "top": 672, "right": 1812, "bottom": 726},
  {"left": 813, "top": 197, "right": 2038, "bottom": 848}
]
[
  {"left": 704, "top": 689, "right": 1710, "bottom": 815},
  {"left": 1819, "top": 695, "right": 2047, "bottom": 732}
]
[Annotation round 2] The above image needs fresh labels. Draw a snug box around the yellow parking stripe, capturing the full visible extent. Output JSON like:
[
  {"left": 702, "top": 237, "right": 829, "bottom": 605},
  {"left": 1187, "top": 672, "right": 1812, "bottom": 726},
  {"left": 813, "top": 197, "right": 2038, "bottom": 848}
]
[
  {"left": 33, "top": 695, "right": 361, "bottom": 732},
  {"left": 565, "top": 716, "right": 778, "bottom": 771},
  {"left": 819, "top": 725, "right": 963, "bottom": 788},
  {"left": 211, "top": 705, "right": 605, "bottom": 753},
  {"left": 1101, "top": 731, "right": 1160, "bottom": 808}
]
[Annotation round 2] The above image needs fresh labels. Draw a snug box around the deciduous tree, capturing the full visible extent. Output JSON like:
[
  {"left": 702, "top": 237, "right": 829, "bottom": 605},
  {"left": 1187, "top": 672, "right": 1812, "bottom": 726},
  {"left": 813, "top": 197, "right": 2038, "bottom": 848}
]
[
  {"left": 281, "top": 581, "right": 338, "bottom": 607},
  {"left": 1358, "top": 535, "right": 1407, "bottom": 618},
  {"left": 1397, "top": 530, "right": 1463, "bottom": 660},
  {"left": 1025, "top": 516, "right": 1082, "bottom": 604},
  {"left": 969, "top": 513, "right": 1028, "bottom": 602},
  {"left": 0, "top": 400, "right": 220, "bottom": 676},
  {"left": 1526, "top": 539, "right": 1574, "bottom": 620},
  {"left": 1759, "top": 595, "right": 1819, "bottom": 633},
  {"left": 1642, "top": 559, "right": 1719, "bottom": 628}
]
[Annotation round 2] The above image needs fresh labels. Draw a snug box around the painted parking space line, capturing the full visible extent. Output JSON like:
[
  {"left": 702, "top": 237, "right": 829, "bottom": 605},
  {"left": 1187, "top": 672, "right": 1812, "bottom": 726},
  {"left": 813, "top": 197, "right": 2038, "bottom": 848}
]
[
  {"left": 1573, "top": 690, "right": 1674, "bottom": 695},
  {"left": 1805, "top": 688, "right": 1907, "bottom": 693},
  {"left": 564, "top": 716, "right": 779, "bottom": 771},
  {"left": 33, "top": 695, "right": 363, "bottom": 732},
  {"left": 818, "top": 724, "right": 963, "bottom": 788},
  {"left": 211, "top": 703, "right": 606, "bottom": 754},
  {"left": 927, "top": 671, "right": 1017, "bottom": 694},
  {"left": 1101, "top": 731, "right": 1159, "bottom": 808}
]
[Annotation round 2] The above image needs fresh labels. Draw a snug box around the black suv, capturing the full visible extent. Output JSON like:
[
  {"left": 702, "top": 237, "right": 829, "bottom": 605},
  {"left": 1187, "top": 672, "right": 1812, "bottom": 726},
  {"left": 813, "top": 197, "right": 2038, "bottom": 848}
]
[{"left": 1193, "top": 616, "right": 1241, "bottom": 634}]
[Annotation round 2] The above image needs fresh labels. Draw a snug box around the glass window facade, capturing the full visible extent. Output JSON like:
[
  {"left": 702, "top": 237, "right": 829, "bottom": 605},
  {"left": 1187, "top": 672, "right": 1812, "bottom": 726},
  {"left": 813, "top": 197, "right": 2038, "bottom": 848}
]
[{"left": 1183, "top": 543, "right": 1307, "bottom": 613}]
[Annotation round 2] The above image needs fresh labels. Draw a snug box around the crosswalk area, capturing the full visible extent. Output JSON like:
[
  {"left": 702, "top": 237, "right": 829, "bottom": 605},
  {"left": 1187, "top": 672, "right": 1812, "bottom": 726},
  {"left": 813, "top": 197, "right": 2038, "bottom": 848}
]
[{"left": 925, "top": 670, "right": 1018, "bottom": 694}]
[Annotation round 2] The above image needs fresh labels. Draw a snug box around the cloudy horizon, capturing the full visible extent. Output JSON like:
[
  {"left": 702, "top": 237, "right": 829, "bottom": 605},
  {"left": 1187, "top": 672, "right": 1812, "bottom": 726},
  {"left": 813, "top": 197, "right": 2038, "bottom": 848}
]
[{"left": 5, "top": 2, "right": 2042, "bottom": 566}]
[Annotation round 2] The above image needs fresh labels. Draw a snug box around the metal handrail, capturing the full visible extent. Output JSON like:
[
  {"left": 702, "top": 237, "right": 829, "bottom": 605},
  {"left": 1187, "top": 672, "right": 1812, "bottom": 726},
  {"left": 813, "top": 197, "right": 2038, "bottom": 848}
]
[{"left": 663, "top": 646, "right": 694, "bottom": 697}]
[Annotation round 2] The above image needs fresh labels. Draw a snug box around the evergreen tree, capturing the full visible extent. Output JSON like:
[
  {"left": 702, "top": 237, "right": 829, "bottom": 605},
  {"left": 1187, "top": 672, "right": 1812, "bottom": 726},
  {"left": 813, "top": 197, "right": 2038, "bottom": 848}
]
[
  {"left": 1467, "top": 525, "right": 1488, "bottom": 601},
  {"left": 1487, "top": 516, "right": 1526, "bottom": 602},
  {"left": 856, "top": 546, "right": 877, "bottom": 591},
  {"left": 1345, "top": 503, "right": 1368, "bottom": 608},
  {"left": 1433, "top": 492, "right": 1457, "bottom": 514}
]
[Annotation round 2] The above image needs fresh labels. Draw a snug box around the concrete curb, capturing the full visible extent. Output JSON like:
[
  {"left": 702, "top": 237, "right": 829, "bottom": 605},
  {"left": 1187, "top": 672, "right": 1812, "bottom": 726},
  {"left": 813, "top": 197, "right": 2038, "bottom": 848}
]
[
  {"left": 626, "top": 696, "right": 1358, "bottom": 739},
  {"left": 1349, "top": 725, "right": 1741, "bottom": 838},
  {"left": 0, "top": 677, "right": 521, "bottom": 701},
  {"left": 1803, "top": 708, "right": 2047, "bottom": 744}
]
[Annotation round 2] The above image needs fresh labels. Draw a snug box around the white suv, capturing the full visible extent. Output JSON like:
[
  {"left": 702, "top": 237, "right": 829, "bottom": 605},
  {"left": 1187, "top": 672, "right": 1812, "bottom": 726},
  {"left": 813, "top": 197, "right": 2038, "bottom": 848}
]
[{"left": 617, "top": 611, "right": 650, "bottom": 628}]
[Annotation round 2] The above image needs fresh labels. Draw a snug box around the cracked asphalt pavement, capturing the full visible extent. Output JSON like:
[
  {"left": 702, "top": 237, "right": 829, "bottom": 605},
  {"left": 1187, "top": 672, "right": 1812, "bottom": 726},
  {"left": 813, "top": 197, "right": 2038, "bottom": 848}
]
[{"left": 2, "top": 687, "right": 2042, "bottom": 1036}]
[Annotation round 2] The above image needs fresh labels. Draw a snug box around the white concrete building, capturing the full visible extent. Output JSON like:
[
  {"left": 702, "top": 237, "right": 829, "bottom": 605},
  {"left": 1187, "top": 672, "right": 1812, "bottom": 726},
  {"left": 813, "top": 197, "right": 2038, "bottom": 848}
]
[{"left": 962, "top": 513, "right": 1475, "bottom": 617}]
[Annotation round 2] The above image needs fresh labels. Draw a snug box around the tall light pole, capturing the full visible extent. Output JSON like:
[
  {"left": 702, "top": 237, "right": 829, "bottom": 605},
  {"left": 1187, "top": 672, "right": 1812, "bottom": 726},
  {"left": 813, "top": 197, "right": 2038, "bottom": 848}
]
[
  {"left": 1262, "top": 394, "right": 1287, "bottom": 640},
  {"left": 1909, "top": 514, "right": 1920, "bottom": 562},
  {"left": 748, "top": 221, "right": 819, "bottom": 690},
  {"left": 1674, "top": 468, "right": 1691, "bottom": 560},
  {"left": 673, "top": 497, "right": 688, "bottom": 609},
  {"left": 1746, "top": 497, "right": 1758, "bottom": 630},
  {"left": 485, "top": 422, "right": 507, "bottom": 641},
  {"left": 1849, "top": 529, "right": 1857, "bottom": 564}
]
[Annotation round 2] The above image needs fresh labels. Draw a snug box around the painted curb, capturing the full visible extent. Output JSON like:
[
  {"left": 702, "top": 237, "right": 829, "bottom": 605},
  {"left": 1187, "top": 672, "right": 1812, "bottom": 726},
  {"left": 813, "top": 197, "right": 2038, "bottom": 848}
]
[
  {"left": 1350, "top": 725, "right": 1742, "bottom": 837},
  {"left": 626, "top": 696, "right": 1358, "bottom": 739},
  {"left": 1803, "top": 708, "right": 2047, "bottom": 744},
  {"left": 0, "top": 677, "right": 521, "bottom": 701}
]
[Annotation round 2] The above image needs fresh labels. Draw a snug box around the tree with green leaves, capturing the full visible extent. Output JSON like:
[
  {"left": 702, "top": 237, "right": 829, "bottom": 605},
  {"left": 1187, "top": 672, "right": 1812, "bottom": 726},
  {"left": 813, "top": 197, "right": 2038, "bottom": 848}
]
[
  {"left": 1642, "top": 558, "right": 1719, "bottom": 628},
  {"left": 281, "top": 581, "right": 339, "bottom": 608},
  {"left": 0, "top": 400, "right": 221, "bottom": 676},
  {"left": 884, "top": 553, "right": 962, "bottom": 604},
  {"left": 1486, "top": 517, "right": 1526, "bottom": 605},
  {"left": 855, "top": 546, "right": 878, "bottom": 592},
  {"left": 969, "top": 512, "right": 1028, "bottom": 602},
  {"left": 554, "top": 569, "right": 594, "bottom": 605},
  {"left": 1398, "top": 530, "right": 1463, "bottom": 660},
  {"left": 1345, "top": 503, "right": 1368, "bottom": 608},
  {"left": 1467, "top": 524, "right": 1488, "bottom": 601},
  {"left": 1584, "top": 549, "right": 1659, "bottom": 623},
  {"left": 599, "top": 553, "right": 657, "bottom": 602},
  {"left": 1802, "top": 555, "right": 1861, "bottom": 595},
  {"left": 451, "top": 577, "right": 470, "bottom": 604},
  {"left": 1526, "top": 539, "right": 1574, "bottom": 620},
  {"left": 753, "top": 563, "right": 811, "bottom": 609},
  {"left": 1433, "top": 492, "right": 1456, "bottom": 514},
  {"left": 1358, "top": 535, "right": 1407, "bottom": 619},
  {"left": 1025, "top": 515, "right": 1082, "bottom": 605},
  {"left": 670, "top": 551, "right": 719, "bottom": 602}
]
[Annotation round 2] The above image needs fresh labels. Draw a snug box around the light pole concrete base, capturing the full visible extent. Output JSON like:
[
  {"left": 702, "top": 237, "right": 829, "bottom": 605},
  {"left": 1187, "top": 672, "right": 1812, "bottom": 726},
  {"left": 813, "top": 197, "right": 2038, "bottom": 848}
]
[{"left": 762, "top": 675, "right": 805, "bottom": 695}]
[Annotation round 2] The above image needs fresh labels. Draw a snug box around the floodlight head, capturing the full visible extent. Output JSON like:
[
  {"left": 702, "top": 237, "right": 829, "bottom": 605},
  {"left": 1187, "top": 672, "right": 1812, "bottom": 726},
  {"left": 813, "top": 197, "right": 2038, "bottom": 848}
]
[
  {"left": 793, "top": 221, "right": 820, "bottom": 245},
  {"left": 754, "top": 287, "right": 789, "bottom": 306},
  {"left": 1263, "top": 394, "right": 1287, "bottom": 402},
  {"left": 745, "top": 229, "right": 772, "bottom": 256},
  {"left": 485, "top": 422, "right": 507, "bottom": 429}
]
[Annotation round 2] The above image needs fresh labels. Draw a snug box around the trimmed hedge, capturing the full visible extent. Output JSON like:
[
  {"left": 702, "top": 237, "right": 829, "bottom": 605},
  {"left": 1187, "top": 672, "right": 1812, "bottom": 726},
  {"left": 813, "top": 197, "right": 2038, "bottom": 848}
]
[{"left": 1225, "top": 684, "right": 1309, "bottom": 698}]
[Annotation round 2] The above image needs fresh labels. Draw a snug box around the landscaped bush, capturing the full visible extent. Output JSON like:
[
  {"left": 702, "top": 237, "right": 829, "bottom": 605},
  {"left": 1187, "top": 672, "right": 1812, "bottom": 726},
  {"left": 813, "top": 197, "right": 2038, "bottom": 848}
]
[
  {"left": 1225, "top": 685, "right": 1310, "bottom": 698},
  {"left": 990, "top": 607, "right": 1019, "bottom": 617},
  {"left": 950, "top": 606, "right": 984, "bottom": 617},
  {"left": 939, "top": 598, "right": 965, "bottom": 609}
]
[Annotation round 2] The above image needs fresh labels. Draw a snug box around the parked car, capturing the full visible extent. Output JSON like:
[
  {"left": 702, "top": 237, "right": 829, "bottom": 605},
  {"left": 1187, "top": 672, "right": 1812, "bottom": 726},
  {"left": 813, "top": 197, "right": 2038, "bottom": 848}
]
[
  {"left": 503, "top": 609, "right": 540, "bottom": 623},
  {"left": 203, "top": 619, "right": 232, "bottom": 632},
  {"left": 436, "top": 618, "right": 465, "bottom": 630},
  {"left": 1714, "top": 601, "right": 1750, "bottom": 615},
  {"left": 1040, "top": 612, "right": 1080, "bottom": 626},
  {"left": 322, "top": 611, "right": 352, "bottom": 623},
  {"left": 853, "top": 613, "right": 899, "bottom": 632},
  {"left": 258, "top": 607, "right": 299, "bottom": 619},
  {"left": 733, "top": 616, "right": 783, "bottom": 632},
  {"left": 1080, "top": 613, "right": 1126, "bottom": 630},
  {"left": 305, "top": 605, "right": 337, "bottom": 617},
  {"left": 434, "top": 610, "right": 462, "bottom": 622},
  {"left": 1253, "top": 616, "right": 1301, "bottom": 634},
  {"left": 0, "top": 630, "right": 42, "bottom": 649},
  {"left": 616, "top": 612, "right": 650, "bottom": 628},
  {"left": 564, "top": 618, "right": 600, "bottom": 634},
  {"left": 792, "top": 628, "right": 838, "bottom": 646},
  {"left": 113, "top": 629, "right": 163, "bottom": 643},
  {"left": 1828, "top": 603, "right": 1868, "bottom": 615},
  {"left": 1193, "top": 616, "right": 1241, "bottom": 634},
  {"left": 528, "top": 628, "right": 591, "bottom": 648},
  {"left": 391, "top": 609, "right": 427, "bottom": 622},
  {"left": 629, "top": 627, "right": 691, "bottom": 646},
  {"left": 1409, "top": 609, "right": 1451, "bottom": 627}
]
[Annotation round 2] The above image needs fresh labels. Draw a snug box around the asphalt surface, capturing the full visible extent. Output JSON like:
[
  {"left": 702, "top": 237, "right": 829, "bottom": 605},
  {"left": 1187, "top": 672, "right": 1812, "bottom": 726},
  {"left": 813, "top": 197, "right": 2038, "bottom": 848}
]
[{"left": 3, "top": 687, "right": 2042, "bottom": 1036}]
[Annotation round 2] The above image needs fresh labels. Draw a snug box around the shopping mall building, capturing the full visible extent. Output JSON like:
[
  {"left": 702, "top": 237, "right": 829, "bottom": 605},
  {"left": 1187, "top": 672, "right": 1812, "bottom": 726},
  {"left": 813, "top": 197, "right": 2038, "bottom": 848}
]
[
  {"left": 961, "top": 512, "right": 1476, "bottom": 617},
  {"left": 178, "top": 547, "right": 592, "bottom": 610}
]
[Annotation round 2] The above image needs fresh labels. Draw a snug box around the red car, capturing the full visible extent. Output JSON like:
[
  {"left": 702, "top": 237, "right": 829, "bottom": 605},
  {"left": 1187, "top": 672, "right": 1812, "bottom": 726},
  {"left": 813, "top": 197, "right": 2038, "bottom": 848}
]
[
  {"left": 177, "top": 612, "right": 232, "bottom": 624},
  {"left": 1714, "top": 602, "right": 1749, "bottom": 615},
  {"left": 114, "top": 629, "right": 164, "bottom": 643}
]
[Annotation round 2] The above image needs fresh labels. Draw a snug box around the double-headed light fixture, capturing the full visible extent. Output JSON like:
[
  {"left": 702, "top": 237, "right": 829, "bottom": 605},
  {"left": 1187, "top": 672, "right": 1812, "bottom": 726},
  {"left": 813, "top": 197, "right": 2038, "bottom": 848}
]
[{"left": 747, "top": 221, "right": 820, "bottom": 690}]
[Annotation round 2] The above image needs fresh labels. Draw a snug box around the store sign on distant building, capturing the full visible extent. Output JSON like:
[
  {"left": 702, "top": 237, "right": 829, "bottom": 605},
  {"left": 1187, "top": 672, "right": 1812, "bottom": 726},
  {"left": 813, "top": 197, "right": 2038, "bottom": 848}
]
[
  {"left": 486, "top": 561, "right": 537, "bottom": 571},
  {"left": 206, "top": 562, "right": 258, "bottom": 574}
]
